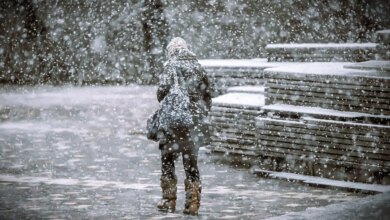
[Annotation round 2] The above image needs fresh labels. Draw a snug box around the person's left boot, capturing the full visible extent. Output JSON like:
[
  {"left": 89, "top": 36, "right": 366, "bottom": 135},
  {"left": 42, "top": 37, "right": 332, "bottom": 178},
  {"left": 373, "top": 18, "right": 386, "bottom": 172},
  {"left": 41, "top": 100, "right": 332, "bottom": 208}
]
[
  {"left": 183, "top": 179, "right": 201, "bottom": 215},
  {"left": 157, "top": 177, "right": 177, "bottom": 212}
]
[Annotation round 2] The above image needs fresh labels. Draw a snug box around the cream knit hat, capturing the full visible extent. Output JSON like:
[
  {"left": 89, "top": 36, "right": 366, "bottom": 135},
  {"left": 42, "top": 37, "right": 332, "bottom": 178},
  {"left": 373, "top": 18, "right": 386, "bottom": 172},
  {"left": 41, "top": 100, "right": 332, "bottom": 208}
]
[{"left": 166, "top": 37, "right": 188, "bottom": 59}]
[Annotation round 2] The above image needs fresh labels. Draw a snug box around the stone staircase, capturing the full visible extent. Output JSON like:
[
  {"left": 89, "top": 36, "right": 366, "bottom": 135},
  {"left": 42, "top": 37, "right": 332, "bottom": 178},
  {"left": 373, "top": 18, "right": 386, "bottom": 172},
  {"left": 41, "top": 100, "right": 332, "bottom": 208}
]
[
  {"left": 209, "top": 86, "right": 265, "bottom": 156},
  {"left": 264, "top": 62, "right": 390, "bottom": 115},
  {"left": 205, "top": 30, "right": 390, "bottom": 184}
]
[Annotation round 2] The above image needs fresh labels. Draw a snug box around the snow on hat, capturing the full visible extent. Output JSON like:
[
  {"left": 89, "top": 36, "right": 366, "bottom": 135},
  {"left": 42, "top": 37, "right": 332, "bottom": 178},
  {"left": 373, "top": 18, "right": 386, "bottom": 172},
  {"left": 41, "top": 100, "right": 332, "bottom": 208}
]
[{"left": 166, "top": 37, "right": 188, "bottom": 59}]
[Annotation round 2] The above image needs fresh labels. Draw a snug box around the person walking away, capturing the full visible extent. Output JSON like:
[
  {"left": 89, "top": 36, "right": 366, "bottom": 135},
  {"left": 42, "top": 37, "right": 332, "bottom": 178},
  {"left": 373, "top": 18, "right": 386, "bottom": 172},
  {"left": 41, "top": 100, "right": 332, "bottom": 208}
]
[{"left": 156, "top": 37, "right": 212, "bottom": 215}]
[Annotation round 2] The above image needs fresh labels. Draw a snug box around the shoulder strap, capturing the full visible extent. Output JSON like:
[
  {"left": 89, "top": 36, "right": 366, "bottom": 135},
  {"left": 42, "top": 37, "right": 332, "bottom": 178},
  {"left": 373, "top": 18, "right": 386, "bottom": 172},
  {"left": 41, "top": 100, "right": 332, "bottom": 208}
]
[{"left": 172, "top": 67, "right": 179, "bottom": 87}]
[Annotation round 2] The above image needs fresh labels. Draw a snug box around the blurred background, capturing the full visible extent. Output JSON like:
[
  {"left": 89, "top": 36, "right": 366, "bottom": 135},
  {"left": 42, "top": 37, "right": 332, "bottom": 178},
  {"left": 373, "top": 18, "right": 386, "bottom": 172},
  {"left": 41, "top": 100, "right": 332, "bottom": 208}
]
[{"left": 1, "top": 0, "right": 389, "bottom": 84}]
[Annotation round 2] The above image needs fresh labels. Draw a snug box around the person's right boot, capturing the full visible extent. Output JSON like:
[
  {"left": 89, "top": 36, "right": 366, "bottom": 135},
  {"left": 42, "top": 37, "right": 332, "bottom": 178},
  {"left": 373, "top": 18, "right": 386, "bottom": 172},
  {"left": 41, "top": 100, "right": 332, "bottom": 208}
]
[
  {"left": 183, "top": 179, "right": 201, "bottom": 215},
  {"left": 157, "top": 177, "right": 177, "bottom": 212}
]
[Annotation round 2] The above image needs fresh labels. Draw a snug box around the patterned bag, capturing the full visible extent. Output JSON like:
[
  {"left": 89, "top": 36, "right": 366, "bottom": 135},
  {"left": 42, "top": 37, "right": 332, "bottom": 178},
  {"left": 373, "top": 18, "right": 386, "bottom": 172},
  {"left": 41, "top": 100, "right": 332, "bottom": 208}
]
[
  {"left": 146, "top": 110, "right": 159, "bottom": 141},
  {"left": 157, "top": 68, "right": 194, "bottom": 137}
]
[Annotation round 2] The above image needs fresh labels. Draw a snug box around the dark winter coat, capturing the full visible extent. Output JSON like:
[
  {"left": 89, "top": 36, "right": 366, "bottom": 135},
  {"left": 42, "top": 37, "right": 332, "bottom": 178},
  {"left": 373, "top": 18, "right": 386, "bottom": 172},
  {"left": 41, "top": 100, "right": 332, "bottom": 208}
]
[{"left": 157, "top": 50, "right": 212, "bottom": 143}]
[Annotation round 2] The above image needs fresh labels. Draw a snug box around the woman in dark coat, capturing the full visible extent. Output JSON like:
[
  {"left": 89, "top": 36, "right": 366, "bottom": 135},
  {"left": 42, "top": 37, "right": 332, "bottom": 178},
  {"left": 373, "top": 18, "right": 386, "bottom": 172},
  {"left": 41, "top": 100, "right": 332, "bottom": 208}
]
[{"left": 156, "top": 37, "right": 212, "bottom": 215}]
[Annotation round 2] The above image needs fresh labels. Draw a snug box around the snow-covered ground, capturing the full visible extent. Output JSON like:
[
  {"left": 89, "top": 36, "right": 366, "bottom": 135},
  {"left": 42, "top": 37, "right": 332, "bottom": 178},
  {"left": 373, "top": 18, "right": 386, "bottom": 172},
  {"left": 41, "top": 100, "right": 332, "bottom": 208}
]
[
  {"left": 265, "top": 192, "right": 390, "bottom": 220},
  {"left": 0, "top": 85, "right": 377, "bottom": 219},
  {"left": 253, "top": 170, "right": 390, "bottom": 193}
]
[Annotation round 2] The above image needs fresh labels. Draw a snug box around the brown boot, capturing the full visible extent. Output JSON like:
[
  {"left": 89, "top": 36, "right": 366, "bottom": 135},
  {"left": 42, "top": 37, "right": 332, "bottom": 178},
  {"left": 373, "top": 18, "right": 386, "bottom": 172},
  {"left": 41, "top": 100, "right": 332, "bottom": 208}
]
[
  {"left": 157, "top": 177, "right": 177, "bottom": 212},
  {"left": 183, "top": 179, "right": 201, "bottom": 215}
]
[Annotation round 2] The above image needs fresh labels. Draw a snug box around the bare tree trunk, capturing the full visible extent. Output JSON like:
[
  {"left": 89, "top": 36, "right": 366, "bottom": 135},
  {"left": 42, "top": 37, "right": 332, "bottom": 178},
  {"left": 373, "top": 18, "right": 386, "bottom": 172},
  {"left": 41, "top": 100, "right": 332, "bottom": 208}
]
[
  {"left": 0, "top": 0, "right": 69, "bottom": 84},
  {"left": 141, "top": 0, "right": 169, "bottom": 84},
  {"left": 22, "top": 0, "right": 46, "bottom": 40},
  {"left": 22, "top": 0, "right": 51, "bottom": 83}
]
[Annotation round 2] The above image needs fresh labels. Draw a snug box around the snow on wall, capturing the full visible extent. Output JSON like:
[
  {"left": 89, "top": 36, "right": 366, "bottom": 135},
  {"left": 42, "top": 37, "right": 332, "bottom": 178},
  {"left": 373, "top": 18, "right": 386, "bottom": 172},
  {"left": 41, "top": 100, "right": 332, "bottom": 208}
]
[
  {"left": 212, "top": 92, "right": 265, "bottom": 107},
  {"left": 227, "top": 86, "right": 266, "bottom": 94},
  {"left": 257, "top": 170, "right": 390, "bottom": 193},
  {"left": 200, "top": 59, "right": 267, "bottom": 68},
  {"left": 264, "top": 62, "right": 390, "bottom": 78},
  {"left": 199, "top": 59, "right": 296, "bottom": 69},
  {"left": 376, "top": 29, "right": 390, "bottom": 34},
  {"left": 262, "top": 104, "right": 374, "bottom": 118},
  {"left": 266, "top": 43, "right": 378, "bottom": 49},
  {"left": 344, "top": 60, "right": 390, "bottom": 72}
]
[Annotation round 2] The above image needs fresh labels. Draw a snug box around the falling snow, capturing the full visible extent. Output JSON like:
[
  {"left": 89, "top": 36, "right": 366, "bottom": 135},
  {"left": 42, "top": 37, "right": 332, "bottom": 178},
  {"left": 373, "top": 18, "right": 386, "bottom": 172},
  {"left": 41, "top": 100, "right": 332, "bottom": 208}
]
[{"left": 0, "top": 0, "right": 389, "bottom": 219}]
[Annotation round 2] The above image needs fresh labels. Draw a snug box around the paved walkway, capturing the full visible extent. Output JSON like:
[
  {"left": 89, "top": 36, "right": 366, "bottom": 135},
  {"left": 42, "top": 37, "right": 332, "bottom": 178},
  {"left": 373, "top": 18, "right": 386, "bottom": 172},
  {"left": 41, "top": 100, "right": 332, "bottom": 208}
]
[
  {"left": 0, "top": 85, "right": 381, "bottom": 219},
  {"left": 266, "top": 191, "right": 390, "bottom": 220}
]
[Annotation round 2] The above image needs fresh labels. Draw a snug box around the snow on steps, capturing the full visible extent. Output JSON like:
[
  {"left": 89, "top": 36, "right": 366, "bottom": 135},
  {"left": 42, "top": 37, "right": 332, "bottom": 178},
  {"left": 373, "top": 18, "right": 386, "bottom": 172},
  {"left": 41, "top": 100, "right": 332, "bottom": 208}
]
[
  {"left": 252, "top": 169, "right": 390, "bottom": 193},
  {"left": 264, "top": 62, "right": 390, "bottom": 115},
  {"left": 212, "top": 91, "right": 265, "bottom": 108},
  {"left": 198, "top": 59, "right": 289, "bottom": 96},
  {"left": 255, "top": 104, "right": 390, "bottom": 184},
  {"left": 344, "top": 60, "right": 390, "bottom": 72},
  {"left": 209, "top": 89, "right": 389, "bottom": 183},
  {"left": 266, "top": 43, "right": 377, "bottom": 62},
  {"left": 210, "top": 88, "right": 265, "bottom": 156},
  {"left": 261, "top": 104, "right": 390, "bottom": 125},
  {"left": 207, "top": 60, "right": 390, "bottom": 184},
  {"left": 226, "top": 86, "right": 266, "bottom": 94}
]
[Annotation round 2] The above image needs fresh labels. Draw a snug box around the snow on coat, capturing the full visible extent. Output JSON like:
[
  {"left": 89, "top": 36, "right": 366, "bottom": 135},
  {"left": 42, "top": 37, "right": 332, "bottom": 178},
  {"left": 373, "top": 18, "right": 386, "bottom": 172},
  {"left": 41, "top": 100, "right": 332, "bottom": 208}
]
[{"left": 157, "top": 38, "right": 212, "bottom": 140}]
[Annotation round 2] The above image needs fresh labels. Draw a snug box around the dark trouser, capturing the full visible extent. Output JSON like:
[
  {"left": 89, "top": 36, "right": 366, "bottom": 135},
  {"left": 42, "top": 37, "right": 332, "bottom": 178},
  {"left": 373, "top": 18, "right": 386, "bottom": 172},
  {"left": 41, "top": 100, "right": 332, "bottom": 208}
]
[{"left": 160, "top": 135, "right": 200, "bottom": 182}]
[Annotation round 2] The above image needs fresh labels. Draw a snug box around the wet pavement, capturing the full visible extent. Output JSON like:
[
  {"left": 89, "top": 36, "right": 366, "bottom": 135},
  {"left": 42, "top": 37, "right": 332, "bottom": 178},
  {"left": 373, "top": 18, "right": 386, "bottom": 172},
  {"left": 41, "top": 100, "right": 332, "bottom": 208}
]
[{"left": 0, "top": 85, "right": 365, "bottom": 219}]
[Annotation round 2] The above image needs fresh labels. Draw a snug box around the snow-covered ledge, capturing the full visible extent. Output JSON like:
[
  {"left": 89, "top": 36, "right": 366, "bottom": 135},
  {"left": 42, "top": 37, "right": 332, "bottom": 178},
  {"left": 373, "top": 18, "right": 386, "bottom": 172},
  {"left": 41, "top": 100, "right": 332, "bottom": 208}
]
[
  {"left": 266, "top": 43, "right": 377, "bottom": 50},
  {"left": 266, "top": 43, "right": 378, "bottom": 62},
  {"left": 198, "top": 59, "right": 290, "bottom": 96},
  {"left": 263, "top": 62, "right": 390, "bottom": 115}
]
